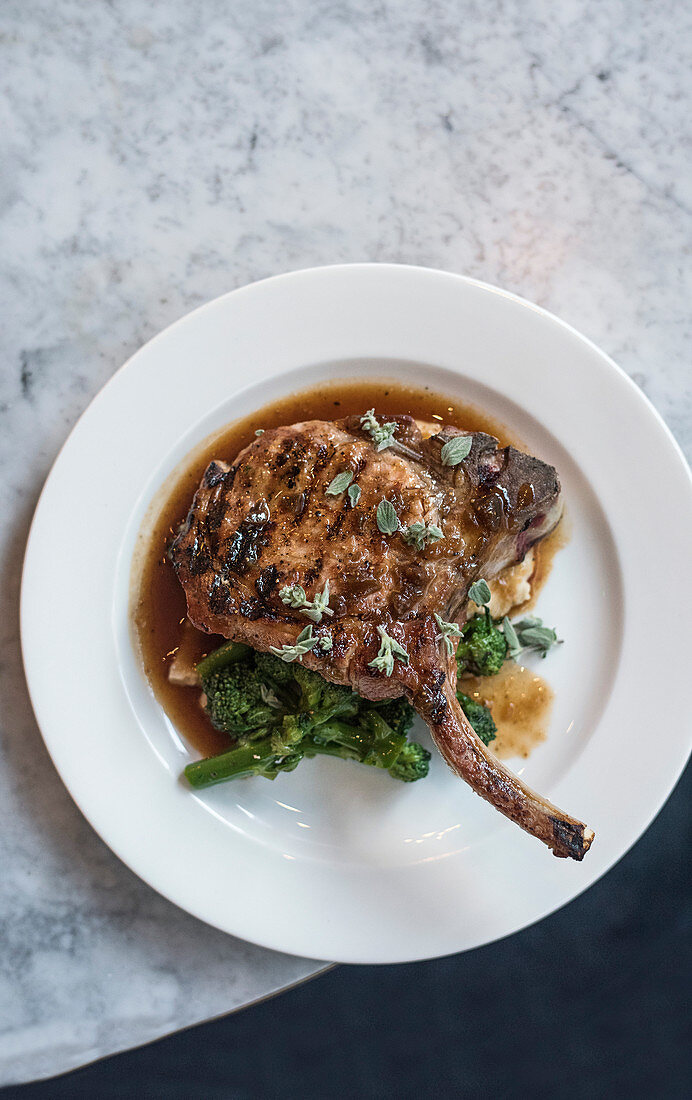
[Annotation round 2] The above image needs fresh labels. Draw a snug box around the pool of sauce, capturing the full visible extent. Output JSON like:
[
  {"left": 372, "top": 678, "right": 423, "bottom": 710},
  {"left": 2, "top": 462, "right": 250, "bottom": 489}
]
[
  {"left": 459, "top": 663, "right": 554, "bottom": 759},
  {"left": 132, "top": 377, "right": 561, "bottom": 759}
]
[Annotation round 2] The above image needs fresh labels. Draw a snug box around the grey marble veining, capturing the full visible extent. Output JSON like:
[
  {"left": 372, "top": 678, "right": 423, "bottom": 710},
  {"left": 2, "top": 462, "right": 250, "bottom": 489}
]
[{"left": 1, "top": 0, "right": 690, "bottom": 1085}]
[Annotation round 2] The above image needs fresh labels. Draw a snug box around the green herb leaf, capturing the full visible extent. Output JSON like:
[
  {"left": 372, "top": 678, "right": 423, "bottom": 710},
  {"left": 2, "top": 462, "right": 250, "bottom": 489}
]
[
  {"left": 401, "top": 522, "right": 444, "bottom": 550},
  {"left": 434, "top": 613, "right": 463, "bottom": 656},
  {"left": 368, "top": 626, "right": 410, "bottom": 677},
  {"left": 501, "top": 616, "right": 522, "bottom": 659},
  {"left": 440, "top": 434, "right": 472, "bottom": 466},
  {"left": 254, "top": 429, "right": 265, "bottom": 436},
  {"left": 389, "top": 636, "right": 409, "bottom": 661},
  {"left": 347, "top": 483, "right": 361, "bottom": 507},
  {"left": 269, "top": 625, "right": 318, "bottom": 663},
  {"left": 300, "top": 580, "right": 334, "bottom": 623},
  {"left": 376, "top": 499, "right": 399, "bottom": 535},
  {"left": 512, "top": 617, "right": 561, "bottom": 658},
  {"left": 318, "top": 633, "right": 333, "bottom": 653},
  {"left": 260, "top": 684, "right": 283, "bottom": 709},
  {"left": 280, "top": 581, "right": 334, "bottom": 623},
  {"left": 279, "top": 583, "right": 307, "bottom": 608},
  {"left": 326, "top": 470, "right": 354, "bottom": 496},
  {"left": 468, "top": 578, "right": 491, "bottom": 606},
  {"left": 360, "top": 409, "right": 397, "bottom": 451}
]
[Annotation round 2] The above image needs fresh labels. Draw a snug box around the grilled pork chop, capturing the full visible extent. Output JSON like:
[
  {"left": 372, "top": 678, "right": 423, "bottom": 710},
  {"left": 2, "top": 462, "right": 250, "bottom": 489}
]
[{"left": 171, "top": 414, "right": 593, "bottom": 860}]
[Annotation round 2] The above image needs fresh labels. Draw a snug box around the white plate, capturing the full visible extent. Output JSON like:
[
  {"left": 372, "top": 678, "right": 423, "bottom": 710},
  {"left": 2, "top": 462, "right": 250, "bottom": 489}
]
[{"left": 21, "top": 265, "right": 692, "bottom": 963}]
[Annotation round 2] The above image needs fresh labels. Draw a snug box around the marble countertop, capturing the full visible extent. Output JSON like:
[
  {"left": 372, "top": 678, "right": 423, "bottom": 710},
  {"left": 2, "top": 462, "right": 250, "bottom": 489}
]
[{"left": 2, "top": 0, "right": 690, "bottom": 1085}]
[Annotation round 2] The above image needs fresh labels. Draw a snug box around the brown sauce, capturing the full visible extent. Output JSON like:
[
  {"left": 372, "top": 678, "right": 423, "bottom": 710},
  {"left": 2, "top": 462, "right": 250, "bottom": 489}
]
[
  {"left": 132, "top": 377, "right": 560, "bottom": 760},
  {"left": 459, "top": 663, "right": 554, "bottom": 759}
]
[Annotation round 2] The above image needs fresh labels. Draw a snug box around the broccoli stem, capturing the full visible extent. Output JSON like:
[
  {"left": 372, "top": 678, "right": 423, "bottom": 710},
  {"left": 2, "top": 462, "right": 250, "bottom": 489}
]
[
  {"left": 309, "top": 719, "right": 407, "bottom": 769},
  {"left": 185, "top": 738, "right": 280, "bottom": 787},
  {"left": 196, "top": 641, "right": 252, "bottom": 679},
  {"left": 301, "top": 736, "right": 362, "bottom": 764}
]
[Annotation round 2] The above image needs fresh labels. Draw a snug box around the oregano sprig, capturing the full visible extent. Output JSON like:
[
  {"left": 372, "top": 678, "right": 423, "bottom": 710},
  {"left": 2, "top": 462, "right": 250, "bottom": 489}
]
[
  {"left": 368, "top": 626, "right": 410, "bottom": 677},
  {"left": 401, "top": 521, "right": 444, "bottom": 550},
  {"left": 279, "top": 583, "right": 307, "bottom": 609},
  {"left": 279, "top": 581, "right": 334, "bottom": 623},
  {"left": 260, "top": 684, "right": 283, "bottom": 709},
  {"left": 360, "top": 409, "right": 397, "bottom": 451},
  {"left": 269, "top": 625, "right": 319, "bottom": 663},
  {"left": 434, "top": 613, "right": 463, "bottom": 656},
  {"left": 506, "top": 616, "right": 562, "bottom": 659},
  {"left": 301, "top": 581, "right": 334, "bottom": 624}
]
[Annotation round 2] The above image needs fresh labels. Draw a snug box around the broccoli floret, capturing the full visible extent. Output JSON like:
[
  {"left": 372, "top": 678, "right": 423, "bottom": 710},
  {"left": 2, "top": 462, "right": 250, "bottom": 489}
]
[
  {"left": 388, "top": 741, "right": 431, "bottom": 782},
  {"left": 456, "top": 609, "right": 508, "bottom": 678},
  {"left": 198, "top": 645, "right": 300, "bottom": 735},
  {"left": 271, "top": 712, "right": 311, "bottom": 754},
  {"left": 197, "top": 642, "right": 280, "bottom": 734},
  {"left": 352, "top": 711, "right": 407, "bottom": 769},
  {"left": 371, "top": 696, "right": 416, "bottom": 737},
  {"left": 200, "top": 664, "right": 282, "bottom": 734},
  {"left": 457, "top": 691, "right": 497, "bottom": 746},
  {"left": 292, "top": 664, "right": 360, "bottom": 726},
  {"left": 253, "top": 650, "right": 296, "bottom": 690}
]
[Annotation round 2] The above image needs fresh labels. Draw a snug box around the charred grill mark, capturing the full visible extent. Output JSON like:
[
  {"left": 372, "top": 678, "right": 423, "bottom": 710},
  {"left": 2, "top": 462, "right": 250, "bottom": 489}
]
[
  {"left": 168, "top": 514, "right": 191, "bottom": 569},
  {"left": 208, "top": 575, "right": 231, "bottom": 614},
  {"left": 240, "top": 599, "right": 262, "bottom": 620},
  {"left": 419, "top": 666, "right": 448, "bottom": 725},
  {"left": 255, "top": 564, "right": 278, "bottom": 599},
  {"left": 290, "top": 442, "right": 334, "bottom": 527},
  {"left": 187, "top": 524, "right": 212, "bottom": 576},
  {"left": 326, "top": 507, "right": 347, "bottom": 541},
  {"left": 428, "top": 689, "right": 447, "bottom": 724},
  {"left": 222, "top": 524, "right": 272, "bottom": 574},
  {"left": 432, "top": 668, "right": 446, "bottom": 689},
  {"left": 222, "top": 501, "right": 273, "bottom": 575},
  {"left": 272, "top": 447, "right": 291, "bottom": 468},
  {"left": 205, "top": 486, "right": 231, "bottom": 534},
  {"left": 284, "top": 464, "right": 301, "bottom": 490},
  {"left": 329, "top": 628, "right": 349, "bottom": 660}
]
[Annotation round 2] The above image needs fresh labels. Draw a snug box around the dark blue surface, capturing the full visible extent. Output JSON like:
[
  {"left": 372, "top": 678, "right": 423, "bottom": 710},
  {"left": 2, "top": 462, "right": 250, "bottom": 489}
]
[{"left": 3, "top": 763, "right": 689, "bottom": 1099}]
